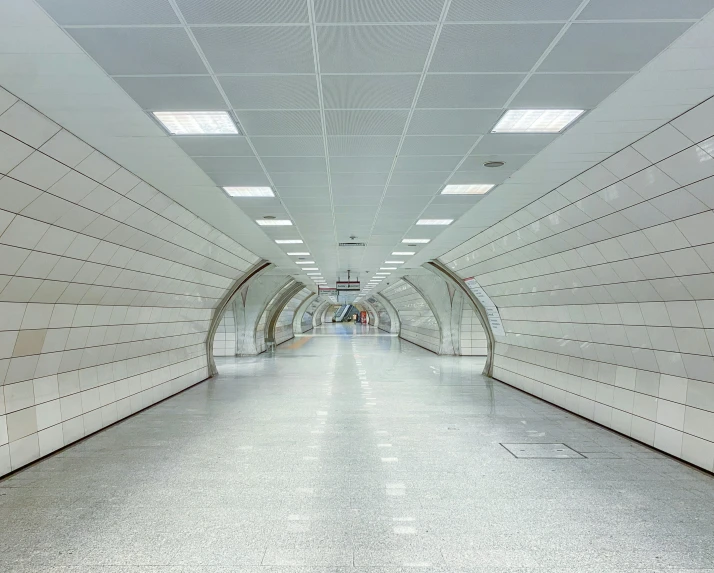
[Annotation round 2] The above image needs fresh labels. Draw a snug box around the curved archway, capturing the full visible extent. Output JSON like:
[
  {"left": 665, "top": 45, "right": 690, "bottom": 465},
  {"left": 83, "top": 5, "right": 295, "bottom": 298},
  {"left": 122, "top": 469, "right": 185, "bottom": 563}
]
[
  {"left": 265, "top": 284, "right": 310, "bottom": 346},
  {"left": 293, "top": 293, "right": 319, "bottom": 334}
]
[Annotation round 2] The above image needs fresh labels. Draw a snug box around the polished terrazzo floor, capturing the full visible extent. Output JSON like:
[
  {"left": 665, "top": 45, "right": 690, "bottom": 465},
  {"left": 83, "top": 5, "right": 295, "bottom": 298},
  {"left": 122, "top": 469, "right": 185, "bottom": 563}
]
[{"left": 1, "top": 323, "right": 713, "bottom": 572}]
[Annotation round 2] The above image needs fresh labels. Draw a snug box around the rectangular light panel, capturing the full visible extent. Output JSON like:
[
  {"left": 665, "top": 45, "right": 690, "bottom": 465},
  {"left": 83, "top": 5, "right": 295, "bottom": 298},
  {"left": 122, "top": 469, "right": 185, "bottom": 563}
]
[
  {"left": 402, "top": 239, "right": 430, "bottom": 244},
  {"left": 385, "top": 261, "right": 404, "bottom": 264},
  {"left": 393, "top": 252, "right": 414, "bottom": 256},
  {"left": 417, "top": 219, "right": 453, "bottom": 226},
  {"left": 441, "top": 184, "right": 494, "bottom": 195},
  {"left": 295, "top": 261, "right": 315, "bottom": 264},
  {"left": 256, "top": 219, "right": 292, "bottom": 226},
  {"left": 153, "top": 111, "right": 238, "bottom": 135},
  {"left": 380, "top": 267, "right": 397, "bottom": 270},
  {"left": 288, "top": 252, "right": 310, "bottom": 256},
  {"left": 223, "top": 186, "right": 274, "bottom": 197},
  {"left": 492, "top": 109, "right": 584, "bottom": 133},
  {"left": 276, "top": 240, "right": 303, "bottom": 244},
  {"left": 303, "top": 267, "right": 318, "bottom": 270},
  {"left": 376, "top": 272, "right": 391, "bottom": 275}
]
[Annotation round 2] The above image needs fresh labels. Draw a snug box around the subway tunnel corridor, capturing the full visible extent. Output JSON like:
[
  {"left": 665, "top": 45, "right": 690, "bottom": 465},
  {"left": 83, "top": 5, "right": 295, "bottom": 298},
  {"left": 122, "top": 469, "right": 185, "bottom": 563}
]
[{"left": 2, "top": 325, "right": 713, "bottom": 570}]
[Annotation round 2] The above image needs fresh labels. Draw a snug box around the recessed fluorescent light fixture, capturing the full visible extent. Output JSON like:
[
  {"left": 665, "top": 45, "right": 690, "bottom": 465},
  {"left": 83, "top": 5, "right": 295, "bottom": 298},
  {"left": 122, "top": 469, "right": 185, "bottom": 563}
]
[
  {"left": 223, "top": 186, "right": 273, "bottom": 197},
  {"left": 402, "top": 239, "right": 430, "bottom": 244},
  {"left": 441, "top": 184, "right": 494, "bottom": 195},
  {"left": 306, "top": 272, "right": 321, "bottom": 275},
  {"left": 380, "top": 267, "right": 397, "bottom": 270},
  {"left": 393, "top": 252, "right": 414, "bottom": 256},
  {"left": 385, "top": 261, "right": 404, "bottom": 264},
  {"left": 295, "top": 261, "right": 315, "bottom": 265},
  {"left": 276, "top": 239, "right": 303, "bottom": 244},
  {"left": 303, "top": 267, "right": 318, "bottom": 271},
  {"left": 376, "top": 272, "right": 391, "bottom": 275},
  {"left": 152, "top": 111, "right": 238, "bottom": 135},
  {"left": 256, "top": 219, "right": 291, "bottom": 226},
  {"left": 492, "top": 109, "right": 584, "bottom": 134},
  {"left": 287, "top": 252, "right": 310, "bottom": 256},
  {"left": 417, "top": 219, "right": 453, "bottom": 226}
]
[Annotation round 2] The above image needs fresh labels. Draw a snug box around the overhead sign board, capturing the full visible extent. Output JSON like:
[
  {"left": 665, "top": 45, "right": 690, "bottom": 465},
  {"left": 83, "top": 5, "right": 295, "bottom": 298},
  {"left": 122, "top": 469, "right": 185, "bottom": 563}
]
[
  {"left": 464, "top": 277, "right": 505, "bottom": 337},
  {"left": 318, "top": 287, "right": 337, "bottom": 294},
  {"left": 336, "top": 281, "right": 360, "bottom": 291}
]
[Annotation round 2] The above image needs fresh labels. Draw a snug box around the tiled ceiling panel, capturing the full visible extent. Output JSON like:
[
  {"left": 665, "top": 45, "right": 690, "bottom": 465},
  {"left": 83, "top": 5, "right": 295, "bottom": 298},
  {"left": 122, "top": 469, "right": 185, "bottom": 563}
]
[
  {"left": 430, "top": 24, "right": 562, "bottom": 73},
  {"left": 314, "top": 0, "right": 445, "bottom": 23},
  {"left": 38, "top": 0, "right": 179, "bottom": 25},
  {"left": 447, "top": 0, "right": 583, "bottom": 21},
  {"left": 67, "top": 27, "right": 207, "bottom": 75},
  {"left": 176, "top": 0, "right": 308, "bottom": 24},
  {"left": 115, "top": 76, "right": 225, "bottom": 111},
  {"left": 192, "top": 26, "right": 315, "bottom": 73},
  {"left": 417, "top": 74, "right": 525, "bottom": 109},
  {"left": 34, "top": 0, "right": 714, "bottom": 287},
  {"left": 316, "top": 25, "right": 436, "bottom": 73},
  {"left": 321, "top": 75, "right": 419, "bottom": 109},
  {"left": 220, "top": 75, "right": 319, "bottom": 110}
]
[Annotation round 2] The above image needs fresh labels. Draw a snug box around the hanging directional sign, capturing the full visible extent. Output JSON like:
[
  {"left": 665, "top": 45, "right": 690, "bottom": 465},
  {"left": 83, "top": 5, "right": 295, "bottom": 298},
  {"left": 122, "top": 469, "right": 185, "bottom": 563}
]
[
  {"left": 463, "top": 277, "right": 506, "bottom": 337},
  {"left": 336, "top": 281, "right": 360, "bottom": 291}
]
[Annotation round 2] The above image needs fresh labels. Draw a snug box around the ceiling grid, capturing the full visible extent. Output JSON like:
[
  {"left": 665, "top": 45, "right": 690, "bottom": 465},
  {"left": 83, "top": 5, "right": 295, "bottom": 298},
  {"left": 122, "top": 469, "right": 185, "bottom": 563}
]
[{"left": 18, "top": 0, "right": 714, "bottom": 292}]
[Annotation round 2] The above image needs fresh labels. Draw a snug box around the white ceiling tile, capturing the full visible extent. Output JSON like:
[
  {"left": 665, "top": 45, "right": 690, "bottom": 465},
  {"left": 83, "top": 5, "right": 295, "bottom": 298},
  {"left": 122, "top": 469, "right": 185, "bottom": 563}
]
[
  {"left": 331, "top": 172, "right": 389, "bottom": 186},
  {"left": 193, "top": 156, "right": 263, "bottom": 172},
  {"left": 193, "top": 26, "right": 314, "bottom": 73},
  {"left": 417, "top": 73, "right": 524, "bottom": 108},
  {"left": 447, "top": 0, "right": 582, "bottom": 21},
  {"left": 220, "top": 74, "right": 319, "bottom": 110},
  {"left": 394, "top": 156, "right": 462, "bottom": 172},
  {"left": 237, "top": 110, "right": 322, "bottom": 136},
  {"left": 317, "top": 24, "right": 436, "bottom": 73},
  {"left": 321, "top": 74, "right": 419, "bottom": 109},
  {"left": 327, "top": 136, "right": 401, "bottom": 156},
  {"left": 407, "top": 109, "right": 501, "bottom": 135},
  {"left": 262, "top": 157, "right": 327, "bottom": 172},
  {"left": 252, "top": 136, "right": 325, "bottom": 157},
  {"left": 325, "top": 110, "right": 409, "bottom": 135},
  {"left": 330, "top": 157, "right": 395, "bottom": 173},
  {"left": 315, "top": 0, "right": 445, "bottom": 23},
  {"left": 177, "top": 0, "right": 308, "bottom": 23},
  {"left": 172, "top": 136, "right": 255, "bottom": 157},
  {"left": 400, "top": 135, "right": 478, "bottom": 156},
  {"left": 67, "top": 27, "right": 207, "bottom": 75},
  {"left": 36, "top": 0, "right": 179, "bottom": 25},
  {"left": 270, "top": 172, "right": 329, "bottom": 186},
  {"left": 474, "top": 134, "right": 557, "bottom": 155},
  {"left": 430, "top": 24, "right": 561, "bottom": 73},
  {"left": 115, "top": 76, "right": 225, "bottom": 111}
]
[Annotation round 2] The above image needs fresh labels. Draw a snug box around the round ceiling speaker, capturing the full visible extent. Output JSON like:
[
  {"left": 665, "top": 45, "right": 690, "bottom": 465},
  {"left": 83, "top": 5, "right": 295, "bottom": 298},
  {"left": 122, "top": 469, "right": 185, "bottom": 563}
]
[
  {"left": 263, "top": 215, "right": 276, "bottom": 219},
  {"left": 483, "top": 160, "right": 505, "bottom": 168}
]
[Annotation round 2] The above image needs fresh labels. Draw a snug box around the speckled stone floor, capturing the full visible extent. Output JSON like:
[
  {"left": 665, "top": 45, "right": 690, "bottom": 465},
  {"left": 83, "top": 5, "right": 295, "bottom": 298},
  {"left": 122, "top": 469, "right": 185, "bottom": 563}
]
[{"left": 1, "top": 323, "right": 713, "bottom": 572}]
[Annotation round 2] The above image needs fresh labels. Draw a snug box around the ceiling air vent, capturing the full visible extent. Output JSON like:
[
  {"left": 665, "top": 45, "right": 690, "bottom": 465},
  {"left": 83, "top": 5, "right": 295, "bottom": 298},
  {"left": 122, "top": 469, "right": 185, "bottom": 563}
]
[{"left": 339, "top": 242, "right": 366, "bottom": 247}]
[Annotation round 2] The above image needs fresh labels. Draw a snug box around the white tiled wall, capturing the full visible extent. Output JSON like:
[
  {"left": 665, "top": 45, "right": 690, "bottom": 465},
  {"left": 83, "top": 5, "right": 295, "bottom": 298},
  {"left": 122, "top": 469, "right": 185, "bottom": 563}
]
[
  {"left": 0, "top": 87, "right": 258, "bottom": 476},
  {"left": 368, "top": 297, "right": 392, "bottom": 333},
  {"left": 212, "top": 309, "right": 236, "bottom": 357},
  {"left": 441, "top": 95, "right": 714, "bottom": 472},
  {"left": 460, "top": 307, "right": 488, "bottom": 356},
  {"left": 299, "top": 297, "right": 320, "bottom": 333},
  {"left": 381, "top": 280, "right": 440, "bottom": 353}
]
